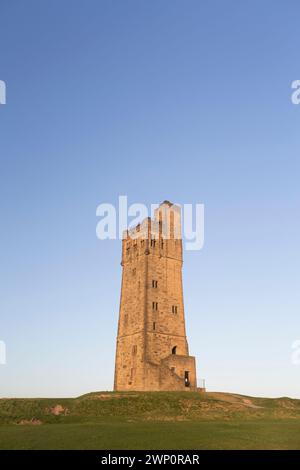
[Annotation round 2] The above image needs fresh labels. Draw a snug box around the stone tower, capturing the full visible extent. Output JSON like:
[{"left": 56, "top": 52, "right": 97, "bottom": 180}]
[{"left": 114, "top": 201, "right": 197, "bottom": 391}]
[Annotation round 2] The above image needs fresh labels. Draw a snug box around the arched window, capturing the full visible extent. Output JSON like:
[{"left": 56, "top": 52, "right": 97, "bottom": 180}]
[{"left": 172, "top": 346, "right": 177, "bottom": 355}]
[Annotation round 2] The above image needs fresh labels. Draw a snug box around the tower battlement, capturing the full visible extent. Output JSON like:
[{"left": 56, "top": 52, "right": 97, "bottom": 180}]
[{"left": 114, "top": 201, "right": 197, "bottom": 391}]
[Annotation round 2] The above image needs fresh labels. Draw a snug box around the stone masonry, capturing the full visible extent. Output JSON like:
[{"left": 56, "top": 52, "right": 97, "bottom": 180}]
[{"left": 114, "top": 201, "right": 197, "bottom": 391}]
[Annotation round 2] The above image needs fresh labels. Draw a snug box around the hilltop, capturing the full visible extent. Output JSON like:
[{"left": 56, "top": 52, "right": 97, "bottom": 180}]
[{"left": 0, "top": 391, "right": 300, "bottom": 449}]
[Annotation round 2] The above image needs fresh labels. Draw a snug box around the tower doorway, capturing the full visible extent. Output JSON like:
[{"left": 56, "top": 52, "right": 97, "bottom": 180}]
[{"left": 184, "top": 371, "right": 190, "bottom": 387}]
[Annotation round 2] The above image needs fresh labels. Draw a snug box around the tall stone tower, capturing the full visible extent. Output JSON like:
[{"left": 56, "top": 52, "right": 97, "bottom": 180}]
[{"left": 114, "top": 201, "right": 197, "bottom": 391}]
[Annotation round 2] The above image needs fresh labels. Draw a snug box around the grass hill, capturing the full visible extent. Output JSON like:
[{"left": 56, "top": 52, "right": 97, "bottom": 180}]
[{"left": 1, "top": 391, "right": 300, "bottom": 449}]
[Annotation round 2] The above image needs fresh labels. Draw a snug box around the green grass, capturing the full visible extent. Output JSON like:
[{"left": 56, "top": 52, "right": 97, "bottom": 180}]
[
  {"left": 1, "top": 419, "right": 300, "bottom": 450},
  {"left": 0, "top": 391, "right": 300, "bottom": 449}
]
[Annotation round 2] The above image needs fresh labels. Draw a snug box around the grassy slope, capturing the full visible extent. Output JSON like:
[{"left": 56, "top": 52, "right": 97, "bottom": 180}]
[{"left": 0, "top": 391, "right": 300, "bottom": 449}]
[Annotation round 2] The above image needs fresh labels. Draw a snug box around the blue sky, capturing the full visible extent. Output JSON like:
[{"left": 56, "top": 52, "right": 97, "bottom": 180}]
[{"left": 0, "top": 0, "right": 299, "bottom": 397}]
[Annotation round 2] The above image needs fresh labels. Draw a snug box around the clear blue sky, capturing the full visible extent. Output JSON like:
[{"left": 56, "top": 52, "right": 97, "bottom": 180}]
[{"left": 0, "top": 0, "right": 299, "bottom": 398}]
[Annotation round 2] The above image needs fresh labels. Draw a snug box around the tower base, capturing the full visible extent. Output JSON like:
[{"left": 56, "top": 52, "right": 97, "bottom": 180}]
[{"left": 114, "top": 355, "right": 197, "bottom": 392}]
